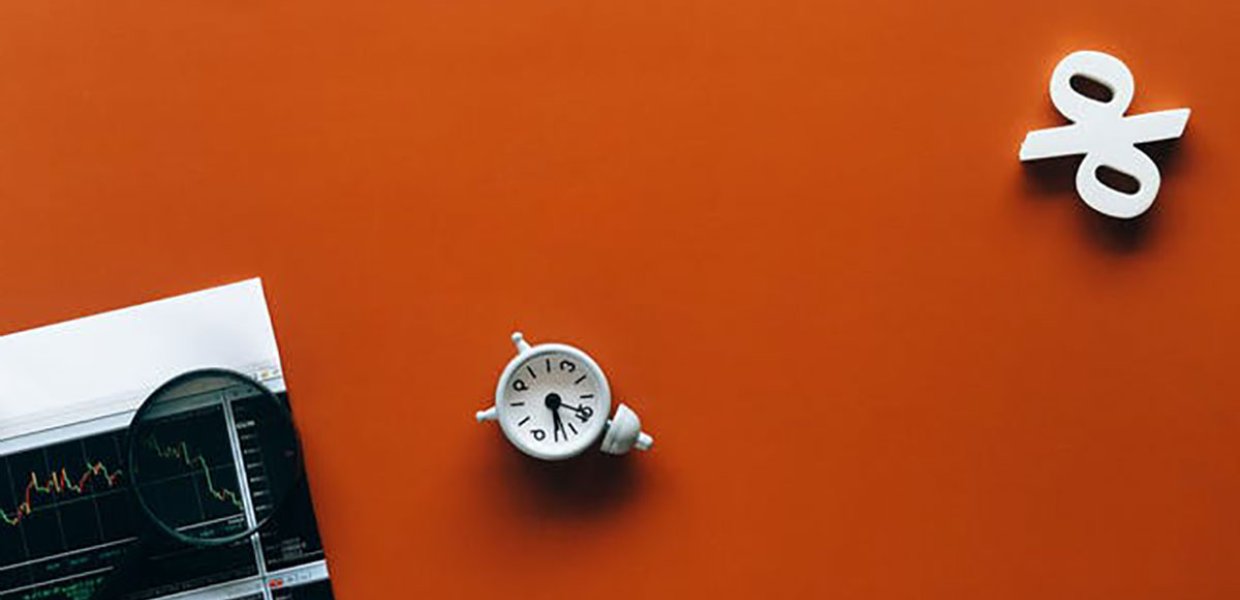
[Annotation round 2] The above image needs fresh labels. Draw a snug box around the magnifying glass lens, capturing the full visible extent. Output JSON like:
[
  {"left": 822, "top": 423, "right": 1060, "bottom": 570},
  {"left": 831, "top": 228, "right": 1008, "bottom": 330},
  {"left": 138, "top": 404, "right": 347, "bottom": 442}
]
[{"left": 128, "top": 371, "right": 301, "bottom": 545}]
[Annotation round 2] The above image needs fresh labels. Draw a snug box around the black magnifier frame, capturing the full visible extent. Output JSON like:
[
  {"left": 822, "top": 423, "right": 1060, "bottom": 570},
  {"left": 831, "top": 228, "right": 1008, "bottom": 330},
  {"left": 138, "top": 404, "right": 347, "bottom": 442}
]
[
  {"left": 125, "top": 367, "right": 306, "bottom": 547},
  {"left": 93, "top": 368, "right": 307, "bottom": 600}
]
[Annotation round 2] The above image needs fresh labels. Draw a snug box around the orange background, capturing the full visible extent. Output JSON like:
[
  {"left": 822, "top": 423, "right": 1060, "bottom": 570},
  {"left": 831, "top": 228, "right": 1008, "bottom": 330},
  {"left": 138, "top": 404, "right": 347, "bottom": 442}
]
[{"left": 1, "top": 1, "right": 1238, "bottom": 598}]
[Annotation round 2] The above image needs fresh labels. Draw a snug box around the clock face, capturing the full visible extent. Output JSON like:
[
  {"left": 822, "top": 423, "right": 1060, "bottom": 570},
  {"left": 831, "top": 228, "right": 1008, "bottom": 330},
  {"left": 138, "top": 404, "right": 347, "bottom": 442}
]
[{"left": 496, "top": 345, "right": 611, "bottom": 460}]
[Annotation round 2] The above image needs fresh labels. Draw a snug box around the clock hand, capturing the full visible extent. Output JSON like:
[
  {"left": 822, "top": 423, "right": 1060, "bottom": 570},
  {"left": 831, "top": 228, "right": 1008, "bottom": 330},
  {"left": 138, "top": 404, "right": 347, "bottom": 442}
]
[
  {"left": 552, "top": 408, "right": 565, "bottom": 442},
  {"left": 544, "top": 392, "right": 567, "bottom": 442},
  {"left": 561, "top": 403, "right": 593, "bottom": 418}
]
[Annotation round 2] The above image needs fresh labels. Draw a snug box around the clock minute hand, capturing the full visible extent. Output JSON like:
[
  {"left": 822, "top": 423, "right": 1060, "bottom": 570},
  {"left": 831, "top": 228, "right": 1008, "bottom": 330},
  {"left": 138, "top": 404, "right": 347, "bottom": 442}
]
[{"left": 551, "top": 407, "right": 564, "bottom": 442}]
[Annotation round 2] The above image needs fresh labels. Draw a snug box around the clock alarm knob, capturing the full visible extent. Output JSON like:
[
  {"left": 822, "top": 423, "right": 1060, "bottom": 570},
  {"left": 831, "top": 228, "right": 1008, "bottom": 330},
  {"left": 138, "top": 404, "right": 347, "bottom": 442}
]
[{"left": 600, "top": 403, "right": 655, "bottom": 455}]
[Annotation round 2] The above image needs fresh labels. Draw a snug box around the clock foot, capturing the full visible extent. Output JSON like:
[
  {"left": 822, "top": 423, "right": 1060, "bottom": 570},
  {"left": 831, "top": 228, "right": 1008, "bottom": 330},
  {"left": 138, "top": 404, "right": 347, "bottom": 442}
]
[
  {"left": 635, "top": 432, "right": 654, "bottom": 451},
  {"left": 511, "top": 331, "right": 531, "bottom": 354},
  {"left": 476, "top": 406, "right": 498, "bottom": 422}
]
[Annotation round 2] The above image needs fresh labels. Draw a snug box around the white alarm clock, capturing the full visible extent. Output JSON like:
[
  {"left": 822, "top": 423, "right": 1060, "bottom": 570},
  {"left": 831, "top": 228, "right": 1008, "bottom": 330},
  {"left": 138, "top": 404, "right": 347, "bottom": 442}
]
[{"left": 476, "top": 332, "right": 654, "bottom": 460}]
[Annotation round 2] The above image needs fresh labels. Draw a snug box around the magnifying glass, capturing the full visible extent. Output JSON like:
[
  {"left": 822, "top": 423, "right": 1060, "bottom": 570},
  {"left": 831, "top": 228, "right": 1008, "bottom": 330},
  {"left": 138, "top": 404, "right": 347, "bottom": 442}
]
[{"left": 94, "top": 368, "right": 305, "bottom": 598}]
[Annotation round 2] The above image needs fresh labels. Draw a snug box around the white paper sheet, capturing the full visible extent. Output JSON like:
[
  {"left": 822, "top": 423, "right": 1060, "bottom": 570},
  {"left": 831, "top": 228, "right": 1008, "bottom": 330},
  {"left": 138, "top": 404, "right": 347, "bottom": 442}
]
[{"left": 0, "top": 279, "right": 281, "bottom": 441}]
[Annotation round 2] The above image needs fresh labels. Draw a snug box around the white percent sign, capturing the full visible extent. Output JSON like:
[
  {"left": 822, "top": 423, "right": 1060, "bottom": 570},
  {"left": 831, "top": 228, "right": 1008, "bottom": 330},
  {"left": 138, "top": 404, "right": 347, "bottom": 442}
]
[{"left": 1019, "top": 50, "right": 1190, "bottom": 219}]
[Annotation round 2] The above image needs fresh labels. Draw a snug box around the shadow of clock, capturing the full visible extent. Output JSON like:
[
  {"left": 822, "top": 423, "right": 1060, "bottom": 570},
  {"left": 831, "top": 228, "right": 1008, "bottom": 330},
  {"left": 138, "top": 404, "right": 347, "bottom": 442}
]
[
  {"left": 1021, "top": 132, "right": 1188, "bottom": 255},
  {"left": 493, "top": 441, "right": 645, "bottom": 520}
]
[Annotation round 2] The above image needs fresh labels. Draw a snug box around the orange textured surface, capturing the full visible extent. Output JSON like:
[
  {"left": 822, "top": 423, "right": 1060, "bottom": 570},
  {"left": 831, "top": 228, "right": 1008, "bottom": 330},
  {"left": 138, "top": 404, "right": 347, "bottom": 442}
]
[{"left": 1, "top": 1, "right": 1238, "bottom": 598}]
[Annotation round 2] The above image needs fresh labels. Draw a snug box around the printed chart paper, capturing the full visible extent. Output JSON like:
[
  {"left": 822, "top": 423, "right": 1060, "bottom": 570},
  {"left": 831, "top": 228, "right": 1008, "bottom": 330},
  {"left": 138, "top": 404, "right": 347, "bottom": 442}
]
[{"left": 0, "top": 280, "right": 334, "bottom": 600}]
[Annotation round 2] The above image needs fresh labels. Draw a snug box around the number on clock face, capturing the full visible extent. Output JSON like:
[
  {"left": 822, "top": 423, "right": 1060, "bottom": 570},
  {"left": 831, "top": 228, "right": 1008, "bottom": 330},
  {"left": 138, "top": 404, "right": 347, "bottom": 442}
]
[{"left": 501, "top": 350, "right": 606, "bottom": 455}]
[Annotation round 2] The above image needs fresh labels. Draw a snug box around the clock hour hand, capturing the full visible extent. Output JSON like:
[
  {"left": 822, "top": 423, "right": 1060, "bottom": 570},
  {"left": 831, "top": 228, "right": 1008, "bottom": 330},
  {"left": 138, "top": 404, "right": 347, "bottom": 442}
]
[{"left": 561, "top": 403, "right": 593, "bottom": 419}]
